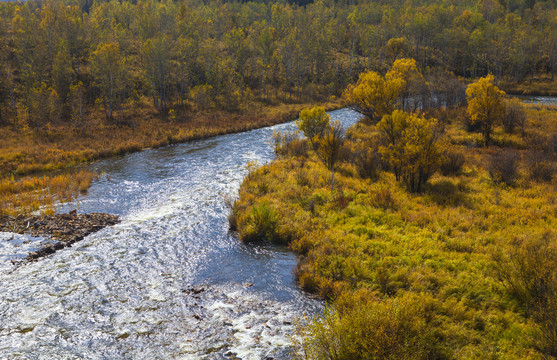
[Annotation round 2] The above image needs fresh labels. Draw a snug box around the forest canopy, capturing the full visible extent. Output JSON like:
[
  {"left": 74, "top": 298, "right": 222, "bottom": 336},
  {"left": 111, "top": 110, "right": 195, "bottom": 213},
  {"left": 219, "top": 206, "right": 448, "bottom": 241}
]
[{"left": 0, "top": 0, "right": 556, "bottom": 128}]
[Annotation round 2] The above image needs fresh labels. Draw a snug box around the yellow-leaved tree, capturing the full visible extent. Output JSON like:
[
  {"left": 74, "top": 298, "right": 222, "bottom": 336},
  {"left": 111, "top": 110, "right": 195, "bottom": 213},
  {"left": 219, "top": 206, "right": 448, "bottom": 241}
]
[
  {"left": 465, "top": 74, "right": 506, "bottom": 146},
  {"left": 315, "top": 121, "right": 345, "bottom": 191},
  {"left": 343, "top": 58, "right": 424, "bottom": 123},
  {"left": 90, "top": 42, "right": 126, "bottom": 121},
  {"left": 297, "top": 106, "right": 344, "bottom": 190},
  {"left": 297, "top": 106, "right": 331, "bottom": 149},
  {"left": 378, "top": 110, "right": 441, "bottom": 192}
]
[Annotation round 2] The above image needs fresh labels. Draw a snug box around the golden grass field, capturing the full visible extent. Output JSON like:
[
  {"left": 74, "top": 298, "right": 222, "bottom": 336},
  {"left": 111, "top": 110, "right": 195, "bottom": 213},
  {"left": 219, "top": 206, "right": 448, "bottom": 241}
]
[
  {"left": 232, "top": 104, "right": 557, "bottom": 359},
  {"left": 0, "top": 97, "right": 340, "bottom": 215}
]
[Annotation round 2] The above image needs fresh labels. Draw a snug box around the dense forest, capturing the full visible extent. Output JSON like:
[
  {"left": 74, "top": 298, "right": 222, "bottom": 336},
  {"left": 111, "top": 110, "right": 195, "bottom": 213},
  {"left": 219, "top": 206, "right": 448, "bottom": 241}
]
[
  {"left": 0, "top": 0, "right": 556, "bottom": 128},
  {"left": 1, "top": 0, "right": 557, "bottom": 357}
]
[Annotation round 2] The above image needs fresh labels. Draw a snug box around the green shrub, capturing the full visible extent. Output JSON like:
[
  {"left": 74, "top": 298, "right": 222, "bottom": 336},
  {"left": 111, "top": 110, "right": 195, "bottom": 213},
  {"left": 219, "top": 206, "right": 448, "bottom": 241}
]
[
  {"left": 239, "top": 201, "right": 280, "bottom": 243},
  {"left": 298, "top": 292, "right": 447, "bottom": 360}
]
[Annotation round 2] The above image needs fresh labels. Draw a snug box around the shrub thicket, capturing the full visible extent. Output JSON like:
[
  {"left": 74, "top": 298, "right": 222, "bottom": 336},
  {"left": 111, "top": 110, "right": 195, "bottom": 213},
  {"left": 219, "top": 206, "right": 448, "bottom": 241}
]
[
  {"left": 503, "top": 98, "right": 527, "bottom": 135},
  {"left": 232, "top": 101, "right": 557, "bottom": 359},
  {"left": 495, "top": 233, "right": 557, "bottom": 356},
  {"left": 526, "top": 151, "right": 555, "bottom": 182},
  {"left": 439, "top": 149, "right": 465, "bottom": 176},
  {"left": 488, "top": 150, "right": 520, "bottom": 185}
]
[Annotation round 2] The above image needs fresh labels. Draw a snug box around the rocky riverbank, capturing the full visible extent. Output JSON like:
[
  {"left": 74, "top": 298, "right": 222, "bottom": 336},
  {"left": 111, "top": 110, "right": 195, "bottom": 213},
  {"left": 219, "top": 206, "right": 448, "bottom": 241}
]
[{"left": 0, "top": 212, "right": 119, "bottom": 261}]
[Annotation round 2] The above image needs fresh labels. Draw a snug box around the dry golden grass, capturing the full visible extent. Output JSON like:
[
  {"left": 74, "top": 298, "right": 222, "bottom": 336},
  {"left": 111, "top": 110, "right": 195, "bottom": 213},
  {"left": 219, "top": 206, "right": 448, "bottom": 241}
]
[
  {"left": 0, "top": 98, "right": 340, "bottom": 177},
  {"left": 0, "top": 96, "right": 341, "bottom": 215},
  {"left": 0, "top": 170, "right": 96, "bottom": 216},
  {"left": 500, "top": 77, "right": 557, "bottom": 96},
  {"left": 233, "top": 104, "right": 557, "bottom": 359}
]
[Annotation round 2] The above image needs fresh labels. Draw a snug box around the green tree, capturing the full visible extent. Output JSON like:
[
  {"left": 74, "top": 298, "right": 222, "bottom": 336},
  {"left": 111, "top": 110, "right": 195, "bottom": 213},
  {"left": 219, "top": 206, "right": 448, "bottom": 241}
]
[{"left": 465, "top": 74, "right": 506, "bottom": 146}]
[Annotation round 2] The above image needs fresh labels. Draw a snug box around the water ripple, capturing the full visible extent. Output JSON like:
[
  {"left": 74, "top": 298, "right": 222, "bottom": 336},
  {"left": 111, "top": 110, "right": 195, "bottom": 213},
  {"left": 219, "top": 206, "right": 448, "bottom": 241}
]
[{"left": 0, "top": 108, "right": 361, "bottom": 359}]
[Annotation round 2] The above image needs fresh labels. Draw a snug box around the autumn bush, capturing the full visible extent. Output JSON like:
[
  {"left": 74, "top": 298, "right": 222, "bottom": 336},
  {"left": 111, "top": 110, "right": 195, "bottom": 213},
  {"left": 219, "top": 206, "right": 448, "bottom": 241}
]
[
  {"left": 377, "top": 110, "right": 441, "bottom": 192},
  {"left": 370, "top": 188, "right": 397, "bottom": 210},
  {"left": 439, "top": 148, "right": 465, "bottom": 176},
  {"left": 272, "top": 130, "right": 301, "bottom": 157},
  {"left": 488, "top": 150, "right": 520, "bottom": 185},
  {"left": 526, "top": 151, "right": 555, "bottom": 182},
  {"left": 241, "top": 201, "right": 280, "bottom": 243},
  {"left": 503, "top": 98, "right": 527, "bottom": 135},
  {"left": 495, "top": 233, "right": 557, "bottom": 356},
  {"left": 345, "top": 141, "right": 382, "bottom": 180},
  {"left": 232, "top": 101, "right": 557, "bottom": 359},
  {"left": 299, "top": 292, "right": 445, "bottom": 360}
]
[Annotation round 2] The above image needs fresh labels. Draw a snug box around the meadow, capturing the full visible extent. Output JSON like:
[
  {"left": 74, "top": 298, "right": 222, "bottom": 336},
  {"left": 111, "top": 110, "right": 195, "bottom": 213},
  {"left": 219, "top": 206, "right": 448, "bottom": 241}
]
[
  {"left": 0, "top": 98, "right": 340, "bottom": 215},
  {"left": 232, "top": 103, "right": 557, "bottom": 359}
]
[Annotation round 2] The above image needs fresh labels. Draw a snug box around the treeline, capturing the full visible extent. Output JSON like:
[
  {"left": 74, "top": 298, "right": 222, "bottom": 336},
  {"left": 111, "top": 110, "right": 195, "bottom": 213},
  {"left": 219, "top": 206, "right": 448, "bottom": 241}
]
[{"left": 0, "top": 0, "right": 555, "bottom": 128}]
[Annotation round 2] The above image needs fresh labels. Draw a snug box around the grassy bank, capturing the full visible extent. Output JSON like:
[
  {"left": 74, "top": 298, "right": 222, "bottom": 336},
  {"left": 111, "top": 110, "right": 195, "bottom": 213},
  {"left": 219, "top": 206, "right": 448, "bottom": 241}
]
[
  {"left": 0, "top": 98, "right": 340, "bottom": 215},
  {"left": 232, "top": 104, "right": 557, "bottom": 358},
  {"left": 500, "top": 78, "right": 557, "bottom": 97}
]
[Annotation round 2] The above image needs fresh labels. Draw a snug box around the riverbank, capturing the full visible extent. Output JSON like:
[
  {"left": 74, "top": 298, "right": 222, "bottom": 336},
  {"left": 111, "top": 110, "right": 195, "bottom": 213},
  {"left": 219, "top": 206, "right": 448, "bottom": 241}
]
[
  {"left": 0, "top": 98, "right": 340, "bottom": 216},
  {"left": 500, "top": 78, "right": 557, "bottom": 97},
  {"left": 0, "top": 212, "right": 119, "bottom": 262},
  {"left": 232, "top": 104, "right": 557, "bottom": 358}
]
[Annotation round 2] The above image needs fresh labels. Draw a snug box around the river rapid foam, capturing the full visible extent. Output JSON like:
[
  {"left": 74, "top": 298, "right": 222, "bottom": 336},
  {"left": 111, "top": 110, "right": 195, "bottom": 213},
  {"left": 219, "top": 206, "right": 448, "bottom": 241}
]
[{"left": 0, "top": 109, "right": 361, "bottom": 359}]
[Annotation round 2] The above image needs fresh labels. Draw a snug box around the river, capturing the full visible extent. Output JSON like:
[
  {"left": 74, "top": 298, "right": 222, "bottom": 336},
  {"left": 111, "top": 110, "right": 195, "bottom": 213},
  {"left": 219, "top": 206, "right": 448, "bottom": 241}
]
[
  {"left": 0, "top": 109, "right": 361, "bottom": 360},
  {"left": 513, "top": 95, "right": 557, "bottom": 106}
]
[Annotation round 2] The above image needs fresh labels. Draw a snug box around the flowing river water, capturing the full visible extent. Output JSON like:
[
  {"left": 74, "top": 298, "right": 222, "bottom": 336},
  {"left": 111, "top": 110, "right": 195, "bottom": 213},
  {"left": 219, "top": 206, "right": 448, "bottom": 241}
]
[{"left": 0, "top": 109, "right": 361, "bottom": 360}]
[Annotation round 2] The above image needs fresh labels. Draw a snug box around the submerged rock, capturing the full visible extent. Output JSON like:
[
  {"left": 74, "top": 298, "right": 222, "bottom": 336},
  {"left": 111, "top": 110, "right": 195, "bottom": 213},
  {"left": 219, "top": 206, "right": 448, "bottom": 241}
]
[{"left": 0, "top": 212, "right": 119, "bottom": 262}]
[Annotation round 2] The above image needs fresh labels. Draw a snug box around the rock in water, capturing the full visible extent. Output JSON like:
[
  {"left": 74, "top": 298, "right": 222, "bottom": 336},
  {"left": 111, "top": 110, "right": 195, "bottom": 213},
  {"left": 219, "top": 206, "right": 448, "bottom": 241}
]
[{"left": 0, "top": 212, "right": 119, "bottom": 262}]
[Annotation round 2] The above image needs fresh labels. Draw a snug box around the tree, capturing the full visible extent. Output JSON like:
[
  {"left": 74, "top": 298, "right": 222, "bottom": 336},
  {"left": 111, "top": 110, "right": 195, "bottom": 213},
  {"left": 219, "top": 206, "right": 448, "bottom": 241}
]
[
  {"left": 143, "top": 35, "right": 174, "bottom": 113},
  {"left": 388, "top": 58, "right": 426, "bottom": 112},
  {"left": 69, "top": 82, "right": 86, "bottom": 133},
  {"left": 28, "top": 82, "right": 59, "bottom": 129},
  {"left": 315, "top": 121, "right": 345, "bottom": 192},
  {"left": 378, "top": 110, "right": 441, "bottom": 193},
  {"left": 297, "top": 106, "right": 344, "bottom": 191},
  {"left": 90, "top": 42, "right": 126, "bottom": 121},
  {"left": 466, "top": 75, "right": 506, "bottom": 146},
  {"left": 385, "top": 37, "right": 407, "bottom": 62},
  {"left": 297, "top": 106, "right": 330, "bottom": 149},
  {"left": 52, "top": 42, "right": 74, "bottom": 106},
  {"left": 342, "top": 59, "right": 422, "bottom": 123},
  {"left": 343, "top": 70, "right": 402, "bottom": 123}
]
